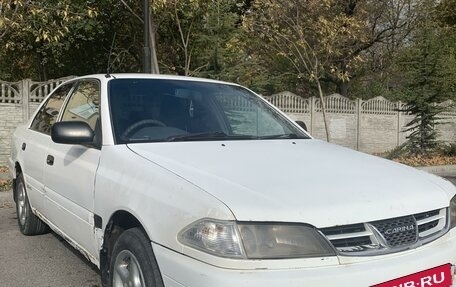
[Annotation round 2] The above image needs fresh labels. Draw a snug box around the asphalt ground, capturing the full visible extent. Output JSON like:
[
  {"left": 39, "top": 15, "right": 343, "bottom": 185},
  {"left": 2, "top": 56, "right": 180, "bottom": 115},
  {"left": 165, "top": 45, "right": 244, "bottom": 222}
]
[
  {"left": 0, "top": 177, "right": 455, "bottom": 287},
  {"left": 0, "top": 190, "right": 100, "bottom": 287}
]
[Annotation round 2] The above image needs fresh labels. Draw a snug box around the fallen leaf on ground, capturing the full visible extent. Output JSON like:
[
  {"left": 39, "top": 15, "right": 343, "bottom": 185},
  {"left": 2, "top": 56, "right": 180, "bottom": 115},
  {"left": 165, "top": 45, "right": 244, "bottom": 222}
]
[{"left": 393, "top": 155, "right": 456, "bottom": 167}]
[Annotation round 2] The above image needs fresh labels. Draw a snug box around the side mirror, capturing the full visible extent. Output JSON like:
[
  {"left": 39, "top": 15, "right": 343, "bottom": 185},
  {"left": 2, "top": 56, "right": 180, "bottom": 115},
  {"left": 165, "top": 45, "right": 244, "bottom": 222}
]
[
  {"left": 295, "top": 120, "right": 308, "bottom": 131},
  {"left": 51, "top": 121, "right": 95, "bottom": 145}
]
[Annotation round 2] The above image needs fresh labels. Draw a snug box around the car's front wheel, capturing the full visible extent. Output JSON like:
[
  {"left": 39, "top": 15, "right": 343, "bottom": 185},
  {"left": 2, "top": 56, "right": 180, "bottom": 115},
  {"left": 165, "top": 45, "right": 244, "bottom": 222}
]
[
  {"left": 110, "top": 228, "right": 164, "bottom": 287},
  {"left": 15, "top": 173, "right": 49, "bottom": 235}
]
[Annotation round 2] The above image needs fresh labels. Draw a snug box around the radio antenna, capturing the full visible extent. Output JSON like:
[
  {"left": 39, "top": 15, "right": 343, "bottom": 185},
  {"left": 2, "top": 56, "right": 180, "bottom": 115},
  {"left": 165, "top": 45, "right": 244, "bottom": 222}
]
[{"left": 106, "top": 32, "right": 117, "bottom": 78}]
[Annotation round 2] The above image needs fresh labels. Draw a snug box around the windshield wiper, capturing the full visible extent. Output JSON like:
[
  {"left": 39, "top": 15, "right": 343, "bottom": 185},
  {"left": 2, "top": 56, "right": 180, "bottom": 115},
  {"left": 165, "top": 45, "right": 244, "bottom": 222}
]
[
  {"left": 166, "top": 131, "right": 255, "bottom": 142},
  {"left": 257, "top": 133, "right": 303, "bottom": 139}
]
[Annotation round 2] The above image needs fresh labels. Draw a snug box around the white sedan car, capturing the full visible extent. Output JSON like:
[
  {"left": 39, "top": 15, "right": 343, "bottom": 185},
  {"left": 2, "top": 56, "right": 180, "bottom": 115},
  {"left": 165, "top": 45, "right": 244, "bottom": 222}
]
[{"left": 8, "top": 74, "right": 456, "bottom": 287}]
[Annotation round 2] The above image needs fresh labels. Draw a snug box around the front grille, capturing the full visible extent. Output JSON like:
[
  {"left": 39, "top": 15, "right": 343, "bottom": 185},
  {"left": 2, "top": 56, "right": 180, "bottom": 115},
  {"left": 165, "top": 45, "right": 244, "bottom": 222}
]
[
  {"left": 415, "top": 210, "right": 440, "bottom": 221},
  {"left": 418, "top": 221, "right": 439, "bottom": 233},
  {"left": 321, "top": 223, "right": 365, "bottom": 236},
  {"left": 320, "top": 208, "right": 447, "bottom": 256},
  {"left": 415, "top": 209, "right": 447, "bottom": 238},
  {"left": 331, "top": 236, "right": 372, "bottom": 248},
  {"left": 371, "top": 216, "right": 417, "bottom": 247},
  {"left": 320, "top": 223, "right": 380, "bottom": 253}
]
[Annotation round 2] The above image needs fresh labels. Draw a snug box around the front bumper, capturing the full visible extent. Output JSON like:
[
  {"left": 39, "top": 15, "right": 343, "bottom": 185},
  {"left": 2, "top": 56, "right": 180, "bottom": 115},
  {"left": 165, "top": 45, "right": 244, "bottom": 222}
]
[{"left": 153, "top": 228, "right": 456, "bottom": 287}]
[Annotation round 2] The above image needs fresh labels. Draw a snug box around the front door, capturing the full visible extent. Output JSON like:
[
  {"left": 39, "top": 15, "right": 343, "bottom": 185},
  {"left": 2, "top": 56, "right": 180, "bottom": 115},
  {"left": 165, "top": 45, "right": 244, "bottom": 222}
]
[{"left": 42, "top": 79, "right": 102, "bottom": 258}]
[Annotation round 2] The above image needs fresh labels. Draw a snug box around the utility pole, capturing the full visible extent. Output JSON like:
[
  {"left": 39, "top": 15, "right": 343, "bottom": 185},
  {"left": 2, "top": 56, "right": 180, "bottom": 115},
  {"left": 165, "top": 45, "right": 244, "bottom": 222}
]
[{"left": 143, "top": 0, "right": 151, "bottom": 73}]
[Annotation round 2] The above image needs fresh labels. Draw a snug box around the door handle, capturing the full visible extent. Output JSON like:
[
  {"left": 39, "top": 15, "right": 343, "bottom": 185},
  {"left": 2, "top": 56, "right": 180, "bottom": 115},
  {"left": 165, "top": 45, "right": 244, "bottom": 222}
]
[
  {"left": 21, "top": 143, "right": 26, "bottom": 151},
  {"left": 46, "top": 155, "right": 54, "bottom": 166}
]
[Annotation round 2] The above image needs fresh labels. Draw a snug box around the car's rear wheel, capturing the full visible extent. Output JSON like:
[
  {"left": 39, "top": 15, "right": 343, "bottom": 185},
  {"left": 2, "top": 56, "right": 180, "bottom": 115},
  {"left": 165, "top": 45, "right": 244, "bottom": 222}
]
[
  {"left": 15, "top": 173, "right": 49, "bottom": 235},
  {"left": 110, "top": 228, "right": 163, "bottom": 287}
]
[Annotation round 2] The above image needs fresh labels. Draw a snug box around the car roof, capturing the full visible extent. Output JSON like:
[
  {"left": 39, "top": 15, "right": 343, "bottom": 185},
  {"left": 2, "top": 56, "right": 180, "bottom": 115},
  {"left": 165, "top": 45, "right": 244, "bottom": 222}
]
[{"left": 74, "top": 73, "right": 241, "bottom": 87}]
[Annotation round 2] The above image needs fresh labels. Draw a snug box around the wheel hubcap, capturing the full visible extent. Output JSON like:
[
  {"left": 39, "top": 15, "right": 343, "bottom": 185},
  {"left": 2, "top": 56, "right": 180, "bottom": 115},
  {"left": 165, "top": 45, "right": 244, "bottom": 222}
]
[
  {"left": 17, "top": 182, "right": 27, "bottom": 226},
  {"left": 113, "top": 250, "right": 145, "bottom": 287}
]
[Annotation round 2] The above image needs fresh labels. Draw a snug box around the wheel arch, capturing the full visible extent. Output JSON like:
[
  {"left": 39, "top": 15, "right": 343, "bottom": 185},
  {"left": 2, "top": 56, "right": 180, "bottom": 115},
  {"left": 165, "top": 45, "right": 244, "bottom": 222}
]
[
  {"left": 100, "top": 209, "right": 151, "bottom": 286},
  {"left": 12, "top": 162, "right": 23, "bottom": 202}
]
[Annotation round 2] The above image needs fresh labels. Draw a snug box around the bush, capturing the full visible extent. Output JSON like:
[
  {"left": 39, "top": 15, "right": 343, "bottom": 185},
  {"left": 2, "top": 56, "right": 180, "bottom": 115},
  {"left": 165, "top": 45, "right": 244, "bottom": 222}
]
[{"left": 441, "top": 143, "right": 456, "bottom": 157}]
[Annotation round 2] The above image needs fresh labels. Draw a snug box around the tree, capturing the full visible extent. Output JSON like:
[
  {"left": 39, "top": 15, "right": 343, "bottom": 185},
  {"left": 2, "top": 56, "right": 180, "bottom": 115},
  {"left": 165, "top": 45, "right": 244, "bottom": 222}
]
[
  {"left": 397, "top": 1, "right": 456, "bottom": 154},
  {"left": 0, "top": 0, "right": 98, "bottom": 80},
  {"left": 436, "top": 0, "right": 456, "bottom": 26},
  {"left": 155, "top": 0, "right": 240, "bottom": 77},
  {"left": 244, "top": 0, "right": 369, "bottom": 141},
  {"left": 104, "top": 0, "right": 242, "bottom": 76},
  {"left": 118, "top": 0, "right": 159, "bottom": 73},
  {"left": 1, "top": 0, "right": 95, "bottom": 42},
  {"left": 337, "top": 0, "right": 420, "bottom": 97}
]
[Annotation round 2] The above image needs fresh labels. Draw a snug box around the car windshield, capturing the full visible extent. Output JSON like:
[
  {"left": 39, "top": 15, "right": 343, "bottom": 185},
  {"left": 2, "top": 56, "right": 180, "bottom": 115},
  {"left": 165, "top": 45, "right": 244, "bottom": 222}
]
[{"left": 108, "top": 79, "right": 309, "bottom": 143}]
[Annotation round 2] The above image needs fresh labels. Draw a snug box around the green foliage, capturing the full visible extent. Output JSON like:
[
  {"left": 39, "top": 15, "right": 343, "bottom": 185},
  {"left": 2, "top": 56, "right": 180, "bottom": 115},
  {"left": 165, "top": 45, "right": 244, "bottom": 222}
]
[
  {"left": 436, "top": 0, "right": 456, "bottom": 26},
  {"left": 244, "top": 0, "right": 363, "bottom": 84},
  {"left": 385, "top": 143, "right": 408, "bottom": 160},
  {"left": 396, "top": 6, "right": 456, "bottom": 154},
  {"left": 156, "top": 0, "right": 239, "bottom": 76},
  {"left": 0, "top": 0, "right": 101, "bottom": 80},
  {"left": 0, "top": 0, "right": 454, "bottom": 118},
  {"left": 440, "top": 143, "right": 456, "bottom": 156},
  {"left": 349, "top": 78, "right": 394, "bottom": 100}
]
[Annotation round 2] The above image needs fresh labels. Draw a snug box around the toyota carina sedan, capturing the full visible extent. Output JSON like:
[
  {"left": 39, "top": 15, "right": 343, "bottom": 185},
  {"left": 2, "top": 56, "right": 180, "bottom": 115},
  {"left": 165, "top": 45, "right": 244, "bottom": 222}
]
[{"left": 8, "top": 74, "right": 456, "bottom": 287}]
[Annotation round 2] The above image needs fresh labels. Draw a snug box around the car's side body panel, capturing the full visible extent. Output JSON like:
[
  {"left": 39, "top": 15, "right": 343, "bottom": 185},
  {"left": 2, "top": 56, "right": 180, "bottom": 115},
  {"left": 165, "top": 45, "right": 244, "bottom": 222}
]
[
  {"left": 93, "top": 145, "right": 236, "bottom": 255},
  {"left": 39, "top": 78, "right": 103, "bottom": 257},
  {"left": 8, "top": 123, "right": 27, "bottom": 185},
  {"left": 23, "top": 131, "right": 51, "bottom": 214},
  {"left": 43, "top": 142, "right": 101, "bottom": 257},
  {"left": 31, "top": 205, "right": 100, "bottom": 266},
  {"left": 9, "top": 76, "right": 106, "bottom": 266}
]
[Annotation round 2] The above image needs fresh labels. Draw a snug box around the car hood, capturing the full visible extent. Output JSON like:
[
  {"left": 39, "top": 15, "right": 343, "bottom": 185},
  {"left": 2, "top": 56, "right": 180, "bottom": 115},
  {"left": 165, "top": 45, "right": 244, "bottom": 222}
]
[{"left": 127, "top": 139, "right": 455, "bottom": 228}]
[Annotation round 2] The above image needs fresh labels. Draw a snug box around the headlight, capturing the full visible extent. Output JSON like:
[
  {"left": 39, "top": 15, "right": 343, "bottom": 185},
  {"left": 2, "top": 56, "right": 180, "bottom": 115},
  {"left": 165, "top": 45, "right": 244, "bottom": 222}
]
[
  {"left": 179, "top": 219, "right": 336, "bottom": 259},
  {"left": 238, "top": 223, "right": 335, "bottom": 259},
  {"left": 450, "top": 194, "right": 456, "bottom": 229},
  {"left": 178, "top": 219, "right": 244, "bottom": 258}
]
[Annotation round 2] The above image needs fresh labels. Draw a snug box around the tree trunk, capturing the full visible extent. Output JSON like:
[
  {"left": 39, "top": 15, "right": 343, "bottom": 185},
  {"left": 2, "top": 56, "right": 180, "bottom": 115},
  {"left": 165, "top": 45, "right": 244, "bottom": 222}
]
[
  {"left": 149, "top": 13, "right": 160, "bottom": 74},
  {"left": 338, "top": 81, "right": 349, "bottom": 97},
  {"left": 38, "top": 52, "right": 48, "bottom": 81},
  {"left": 316, "top": 79, "right": 331, "bottom": 142}
]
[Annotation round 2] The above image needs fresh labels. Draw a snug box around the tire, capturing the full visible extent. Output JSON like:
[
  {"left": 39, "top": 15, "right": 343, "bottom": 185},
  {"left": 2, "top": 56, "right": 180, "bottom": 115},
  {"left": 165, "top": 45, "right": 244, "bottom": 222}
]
[
  {"left": 109, "top": 228, "right": 164, "bottom": 287},
  {"left": 15, "top": 173, "right": 49, "bottom": 235}
]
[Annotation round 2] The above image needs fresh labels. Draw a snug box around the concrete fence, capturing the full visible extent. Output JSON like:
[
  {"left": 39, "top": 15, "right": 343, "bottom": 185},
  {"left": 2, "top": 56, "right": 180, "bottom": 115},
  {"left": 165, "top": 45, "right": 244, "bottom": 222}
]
[
  {"left": 264, "top": 91, "right": 456, "bottom": 153},
  {"left": 0, "top": 79, "right": 455, "bottom": 165},
  {"left": 0, "top": 77, "right": 75, "bottom": 165}
]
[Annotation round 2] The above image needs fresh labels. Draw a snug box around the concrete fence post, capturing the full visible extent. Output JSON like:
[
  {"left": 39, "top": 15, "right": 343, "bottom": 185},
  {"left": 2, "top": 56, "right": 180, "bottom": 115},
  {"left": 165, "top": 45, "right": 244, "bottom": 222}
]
[
  {"left": 397, "top": 101, "right": 402, "bottom": 147},
  {"left": 310, "top": 96, "right": 316, "bottom": 134},
  {"left": 356, "top": 98, "right": 362, "bottom": 151},
  {"left": 21, "top": 79, "right": 30, "bottom": 122}
]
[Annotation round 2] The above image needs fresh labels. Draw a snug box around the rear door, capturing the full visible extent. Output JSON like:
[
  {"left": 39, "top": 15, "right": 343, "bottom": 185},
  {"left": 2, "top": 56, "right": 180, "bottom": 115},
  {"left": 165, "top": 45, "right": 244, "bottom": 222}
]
[
  {"left": 23, "top": 83, "right": 74, "bottom": 212},
  {"left": 42, "top": 79, "right": 102, "bottom": 258}
]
